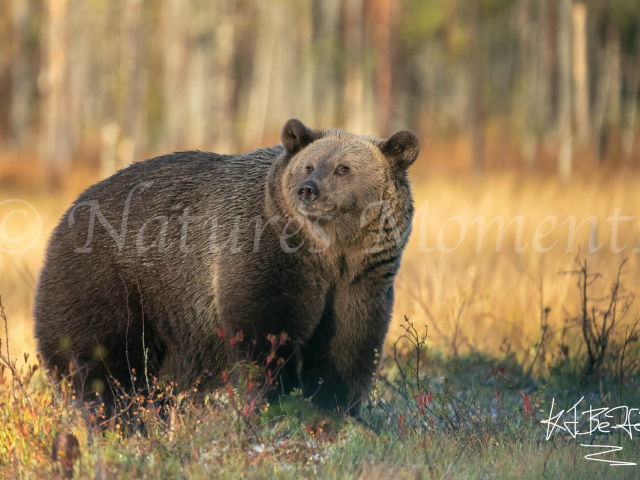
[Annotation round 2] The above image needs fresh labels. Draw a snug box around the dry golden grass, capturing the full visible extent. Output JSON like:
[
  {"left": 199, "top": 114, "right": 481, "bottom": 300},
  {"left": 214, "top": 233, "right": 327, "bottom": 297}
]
[
  {"left": 393, "top": 170, "right": 640, "bottom": 360},
  {"left": 1, "top": 156, "right": 639, "bottom": 369},
  {"left": 0, "top": 158, "right": 101, "bottom": 359}
]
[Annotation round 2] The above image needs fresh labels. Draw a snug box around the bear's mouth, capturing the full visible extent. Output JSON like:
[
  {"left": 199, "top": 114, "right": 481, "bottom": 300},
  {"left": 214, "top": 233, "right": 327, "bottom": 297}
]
[{"left": 296, "top": 201, "right": 337, "bottom": 219}]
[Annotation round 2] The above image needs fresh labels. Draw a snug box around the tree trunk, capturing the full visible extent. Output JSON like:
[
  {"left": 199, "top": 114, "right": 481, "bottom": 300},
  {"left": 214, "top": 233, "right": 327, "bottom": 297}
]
[
  {"left": 40, "top": 0, "right": 71, "bottom": 171},
  {"left": 312, "top": 0, "right": 340, "bottom": 127},
  {"left": 572, "top": 2, "right": 589, "bottom": 148},
  {"left": 212, "top": 0, "right": 237, "bottom": 154},
  {"left": 9, "top": 0, "right": 32, "bottom": 149},
  {"left": 121, "top": 0, "right": 146, "bottom": 164},
  {"left": 243, "top": 0, "right": 277, "bottom": 149},
  {"left": 370, "top": 0, "right": 392, "bottom": 136},
  {"left": 592, "top": 26, "right": 620, "bottom": 164},
  {"left": 269, "top": 2, "right": 295, "bottom": 134},
  {"left": 163, "top": 0, "right": 188, "bottom": 150},
  {"left": 519, "top": 0, "right": 537, "bottom": 169},
  {"left": 538, "top": 0, "right": 553, "bottom": 135},
  {"left": 66, "top": 0, "right": 90, "bottom": 161},
  {"left": 186, "top": 0, "right": 214, "bottom": 150},
  {"left": 623, "top": 49, "right": 640, "bottom": 161},
  {"left": 557, "top": 0, "right": 573, "bottom": 181},
  {"left": 297, "top": 0, "right": 315, "bottom": 128},
  {"left": 608, "top": 27, "right": 621, "bottom": 130},
  {"left": 469, "top": 0, "right": 484, "bottom": 172},
  {"left": 344, "top": 0, "right": 365, "bottom": 134},
  {"left": 97, "top": 1, "right": 123, "bottom": 177}
]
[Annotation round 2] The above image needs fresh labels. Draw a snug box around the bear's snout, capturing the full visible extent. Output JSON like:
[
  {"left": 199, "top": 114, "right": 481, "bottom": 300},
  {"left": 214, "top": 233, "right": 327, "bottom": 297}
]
[{"left": 297, "top": 181, "right": 319, "bottom": 202}]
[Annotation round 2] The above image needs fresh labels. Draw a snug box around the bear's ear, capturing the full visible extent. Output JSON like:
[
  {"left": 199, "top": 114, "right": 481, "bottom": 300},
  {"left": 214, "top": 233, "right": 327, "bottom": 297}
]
[
  {"left": 379, "top": 131, "right": 420, "bottom": 173},
  {"left": 281, "top": 119, "right": 317, "bottom": 155}
]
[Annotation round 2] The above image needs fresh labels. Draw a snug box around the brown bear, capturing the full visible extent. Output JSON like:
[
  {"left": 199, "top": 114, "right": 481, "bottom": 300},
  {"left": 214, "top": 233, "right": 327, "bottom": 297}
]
[{"left": 33, "top": 119, "right": 419, "bottom": 414}]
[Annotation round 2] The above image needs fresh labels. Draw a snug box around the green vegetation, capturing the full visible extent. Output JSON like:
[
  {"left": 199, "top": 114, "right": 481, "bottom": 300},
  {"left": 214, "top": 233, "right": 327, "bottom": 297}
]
[{"left": 3, "top": 282, "right": 640, "bottom": 479}]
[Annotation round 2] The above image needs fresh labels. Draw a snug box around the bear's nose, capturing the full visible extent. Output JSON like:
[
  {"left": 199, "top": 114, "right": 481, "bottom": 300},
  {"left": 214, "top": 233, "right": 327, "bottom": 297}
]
[{"left": 297, "top": 181, "right": 319, "bottom": 202}]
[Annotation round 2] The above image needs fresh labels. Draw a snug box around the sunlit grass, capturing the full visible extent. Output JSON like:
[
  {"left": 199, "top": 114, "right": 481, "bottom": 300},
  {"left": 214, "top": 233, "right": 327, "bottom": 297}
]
[
  {"left": 2, "top": 158, "right": 640, "bottom": 373},
  {"left": 3, "top": 158, "right": 640, "bottom": 477},
  {"left": 394, "top": 170, "right": 640, "bottom": 361}
]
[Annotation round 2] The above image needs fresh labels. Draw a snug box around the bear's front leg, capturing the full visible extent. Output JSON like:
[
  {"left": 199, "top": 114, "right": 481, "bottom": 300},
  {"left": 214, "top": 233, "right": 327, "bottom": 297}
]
[
  {"left": 230, "top": 334, "right": 302, "bottom": 401},
  {"left": 216, "top": 250, "right": 328, "bottom": 401},
  {"left": 221, "top": 319, "right": 305, "bottom": 400},
  {"left": 300, "top": 282, "right": 394, "bottom": 414}
]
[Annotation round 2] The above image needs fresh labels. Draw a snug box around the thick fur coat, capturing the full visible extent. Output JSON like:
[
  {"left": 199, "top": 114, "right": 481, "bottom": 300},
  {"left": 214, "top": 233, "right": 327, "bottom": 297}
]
[{"left": 34, "top": 119, "right": 419, "bottom": 413}]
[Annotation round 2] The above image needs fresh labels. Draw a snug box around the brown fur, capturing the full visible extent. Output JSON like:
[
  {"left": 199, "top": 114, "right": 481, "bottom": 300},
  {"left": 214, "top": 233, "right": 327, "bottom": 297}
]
[{"left": 33, "top": 119, "right": 419, "bottom": 414}]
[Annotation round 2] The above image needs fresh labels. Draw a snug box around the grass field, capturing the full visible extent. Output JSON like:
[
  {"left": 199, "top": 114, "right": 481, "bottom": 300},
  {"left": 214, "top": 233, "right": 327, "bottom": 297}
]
[{"left": 2, "top": 157, "right": 640, "bottom": 478}]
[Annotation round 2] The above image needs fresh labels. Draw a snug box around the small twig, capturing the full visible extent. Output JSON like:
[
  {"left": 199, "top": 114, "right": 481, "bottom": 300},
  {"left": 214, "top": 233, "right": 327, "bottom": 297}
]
[
  {"left": 451, "top": 298, "right": 467, "bottom": 357},
  {"left": 135, "top": 278, "right": 152, "bottom": 397},
  {"left": 120, "top": 276, "right": 136, "bottom": 397},
  {"left": 0, "top": 296, "right": 31, "bottom": 404},
  {"left": 618, "top": 317, "right": 640, "bottom": 445},
  {"left": 1, "top": 296, "right": 9, "bottom": 367}
]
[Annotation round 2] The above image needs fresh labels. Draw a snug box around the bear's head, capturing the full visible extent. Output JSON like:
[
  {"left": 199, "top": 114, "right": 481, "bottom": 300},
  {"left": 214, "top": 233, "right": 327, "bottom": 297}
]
[{"left": 273, "top": 119, "right": 419, "bottom": 245}]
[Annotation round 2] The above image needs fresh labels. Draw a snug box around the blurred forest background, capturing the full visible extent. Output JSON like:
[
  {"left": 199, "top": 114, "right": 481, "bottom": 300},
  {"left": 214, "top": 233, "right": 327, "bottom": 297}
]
[
  {"left": 2, "top": 0, "right": 640, "bottom": 366},
  {"left": 0, "top": 0, "right": 639, "bottom": 178}
]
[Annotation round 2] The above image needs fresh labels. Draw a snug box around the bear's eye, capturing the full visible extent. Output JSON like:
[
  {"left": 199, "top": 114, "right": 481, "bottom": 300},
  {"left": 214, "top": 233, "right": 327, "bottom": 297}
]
[
  {"left": 306, "top": 166, "right": 314, "bottom": 175},
  {"left": 335, "top": 166, "right": 350, "bottom": 176}
]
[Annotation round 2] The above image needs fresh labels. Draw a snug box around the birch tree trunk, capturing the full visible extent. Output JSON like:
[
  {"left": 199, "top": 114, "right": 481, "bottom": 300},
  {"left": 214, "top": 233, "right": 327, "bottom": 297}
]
[
  {"left": 212, "top": 0, "right": 237, "bottom": 154},
  {"left": 40, "top": 0, "right": 71, "bottom": 171},
  {"left": 98, "top": 2, "right": 123, "bottom": 177},
  {"left": 9, "top": 0, "right": 32, "bottom": 149},
  {"left": 572, "top": 2, "right": 589, "bottom": 148},
  {"left": 344, "top": 0, "right": 365, "bottom": 134},
  {"left": 370, "top": 0, "right": 392, "bottom": 136},
  {"left": 296, "top": 0, "right": 315, "bottom": 128},
  {"left": 121, "top": 0, "right": 146, "bottom": 164},
  {"left": 186, "top": 0, "right": 214, "bottom": 149},
  {"left": 557, "top": 0, "right": 573, "bottom": 181},
  {"left": 66, "top": 0, "right": 89, "bottom": 159},
  {"left": 163, "top": 0, "right": 188, "bottom": 150},
  {"left": 269, "top": 3, "right": 295, "bottom": 133},
  {"left": 243, "top": 0, "right": 277, "bottom": 149},
  {"left": 537, "top": 0, "right": 553, "bottom": 138}
]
